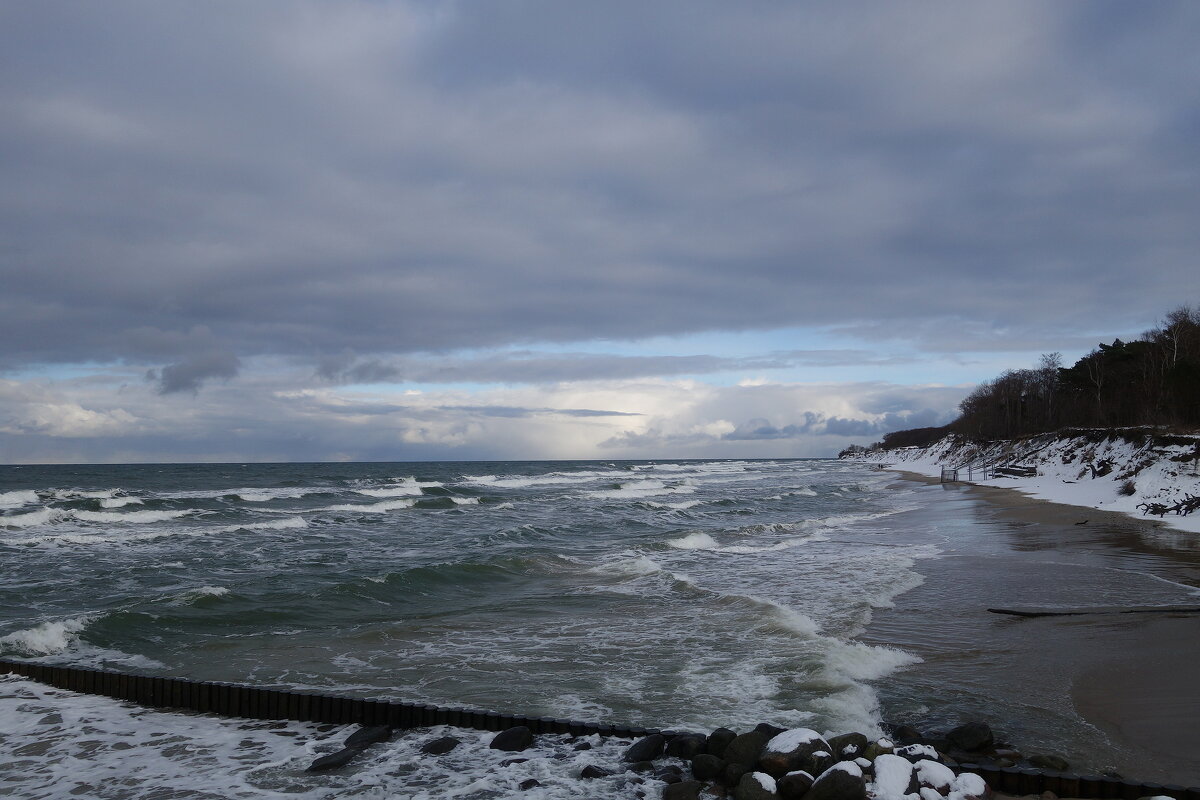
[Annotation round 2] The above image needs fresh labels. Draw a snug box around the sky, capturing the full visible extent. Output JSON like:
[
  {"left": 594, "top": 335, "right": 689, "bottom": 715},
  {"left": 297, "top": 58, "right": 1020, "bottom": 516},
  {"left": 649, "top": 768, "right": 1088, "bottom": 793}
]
[{"left": 1, "top": 1, "right": 1197, "bottom": 464}]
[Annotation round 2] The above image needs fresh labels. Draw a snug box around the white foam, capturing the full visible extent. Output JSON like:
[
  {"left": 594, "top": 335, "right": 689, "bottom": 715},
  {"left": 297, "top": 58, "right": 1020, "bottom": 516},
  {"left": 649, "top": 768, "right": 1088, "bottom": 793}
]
[
  {"left": 0, "top": 615, "right": 93, "bottom": 655},
  {"left": 222, "top": 516, "right": 308, "bottom": 532},
  {"left": 0, "top": 489, "right": 39, "bottom": 508},
  {"left": 588, "top": 479, "right": 695, "bottom": 500},
  {"left": 355, "top": 486, "right": 425, "bottom": 497},
  {"left": 646, "top": 499, "right": 704, "bottom": 510},
  {"left": 591, "top": 556, "right": 664, "bottom": 578},
  {"left": 451, "top": 497, "right": 480, "bottom": 505},
  {"left": 99, "top": 496, "right": 144, "bottom": 508},
  {"left": 320, "top": 499, "right": 416, "bottom": 513},
  {"left": 170, "top": 586, "right": 230, "bottom": 605},
  {"left": 666, "top": 531, "right": 721, "bottom": 550},
  {"left": 1, "top": 507, "right": 60, "bottom": 527},
  {"left": 73, "top": 509, "right": 192, "bottom": 524}
]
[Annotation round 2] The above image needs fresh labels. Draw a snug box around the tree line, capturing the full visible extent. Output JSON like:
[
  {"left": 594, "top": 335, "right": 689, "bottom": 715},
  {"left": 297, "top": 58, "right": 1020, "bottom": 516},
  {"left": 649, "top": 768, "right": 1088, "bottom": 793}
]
[{"left": 870, "top": 305, "right": 1200, "bottom": 450}]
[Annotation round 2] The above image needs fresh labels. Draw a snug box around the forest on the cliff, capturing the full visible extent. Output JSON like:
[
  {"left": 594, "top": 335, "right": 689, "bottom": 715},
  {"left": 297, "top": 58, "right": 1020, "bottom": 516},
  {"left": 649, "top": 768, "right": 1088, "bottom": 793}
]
[{"left": 873, "top": 305, "right": 1200, "bottom": 450}]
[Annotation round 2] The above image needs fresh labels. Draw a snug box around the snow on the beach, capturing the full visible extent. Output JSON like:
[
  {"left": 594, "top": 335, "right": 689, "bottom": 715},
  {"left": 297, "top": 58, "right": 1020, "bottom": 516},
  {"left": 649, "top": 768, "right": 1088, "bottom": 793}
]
[{"left": 853, "top": 430, "right": 1200, "bottom": 534}]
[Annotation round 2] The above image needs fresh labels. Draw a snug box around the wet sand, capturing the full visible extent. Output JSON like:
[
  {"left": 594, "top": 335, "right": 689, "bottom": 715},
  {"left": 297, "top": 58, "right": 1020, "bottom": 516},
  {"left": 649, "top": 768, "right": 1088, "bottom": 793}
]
[{"left": 868, "top": 472, "right": 1200, "bottom": 787}]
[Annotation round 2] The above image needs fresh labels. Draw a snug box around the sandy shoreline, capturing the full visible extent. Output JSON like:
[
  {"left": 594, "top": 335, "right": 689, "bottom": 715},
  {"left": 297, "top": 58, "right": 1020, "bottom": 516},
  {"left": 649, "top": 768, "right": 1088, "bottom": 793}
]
[{"left": 885, "top": 469, "right": 1200, "bottom": 787}]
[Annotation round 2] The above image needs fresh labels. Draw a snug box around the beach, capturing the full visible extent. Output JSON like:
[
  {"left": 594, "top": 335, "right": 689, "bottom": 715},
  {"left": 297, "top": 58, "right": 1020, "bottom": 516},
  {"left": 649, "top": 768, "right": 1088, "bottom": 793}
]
[{"left": 863, "top": 471, "right": 1200, "bottom": 787}]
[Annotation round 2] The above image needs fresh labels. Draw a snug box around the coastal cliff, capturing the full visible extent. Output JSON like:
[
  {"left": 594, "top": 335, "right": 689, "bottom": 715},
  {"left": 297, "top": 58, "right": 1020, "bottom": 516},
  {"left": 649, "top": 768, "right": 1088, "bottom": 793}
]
[{"left": 844, "top": 428, "right": 1200, "bottom": 533}]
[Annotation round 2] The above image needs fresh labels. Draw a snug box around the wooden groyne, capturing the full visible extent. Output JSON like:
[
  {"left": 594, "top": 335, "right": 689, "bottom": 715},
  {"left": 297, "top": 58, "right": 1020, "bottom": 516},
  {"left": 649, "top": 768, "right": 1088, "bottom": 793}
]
[{"left": 2, "top": 658, "right": 1197, "bottom": 799}]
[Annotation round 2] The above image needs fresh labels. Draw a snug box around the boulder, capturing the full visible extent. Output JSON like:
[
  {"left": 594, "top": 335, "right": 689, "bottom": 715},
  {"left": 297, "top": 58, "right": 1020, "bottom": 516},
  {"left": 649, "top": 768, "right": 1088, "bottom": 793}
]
[
  {"left": 949, "top": 772, "right": 990, "bottom": 800},
  {"left": 306, "top": 747, "right": 361, "bottom": 772},
  {"left": 827, "top": 733, "right": 869, "bottom": 761},
  {"left": 630, "top": 761, "right": 658, "bottom": 773},
  {"left": 519, "top": 779, "right": 541, "bottom": 790},
  {"left": 1029, "top": 754, "right": 1070, "bottom": 771},
  {"left": 777, "top": 771, "right": 815, "bottom": 800},
  {"left": 914, "top": 759, "right": 956, "bottom": 792},
  {"left": 756, "top": 723, "right": 788, "bottom": 739},
  {"left": 758, "top": 729, "right": 832, "bottom": 778},
  {"left": 581, "top": 764, "right": 614, "bottom": 779},
  {"left": 861, "top": 740, "right": 894, "bottom": 762},
  {"left": 500, "top": 758, "right": 529, "bottom": 767},
  {"left": 420, "top": 736, "right": 461, "bottom": 755},
  {"left": 894, "top": 744, "right": 941, "bottom": 763},
  {"left": 945, "top": 722, "right": 993, "bottom": 753},
  {"left": 889, "top": 725, "right": 924, "bottom": 745},
  {"left": 692, "top": 754, "right": 726, "bottom": 781},
  {"left": 872, "top": 754, "right": 916, "bottom": 798},
  {"left": 668, "top": 733, "right": 710, "bottom": 760},
  {"left": 626, "top": 734, "right": 667, "bottom": 762},
  {"left": 664, "top": 781, "right": 705, "bottom": 800},
  {"left": 490, "top": 726, "right": 534, "bottom": 752},
  {"left": 708, "top": 728, "right": 739, "bottom": 758},
  {"left": 734, "top": 771, "right": 779, "bottom": 800},
  {"left": 724, "top": 762, "right": 751, "bottom": 787},
  {"left": 724, "top": 731, "right": 771, "bottom": 770},
  {"left": 803, "top": 763, "right": 867, "bottom": 800},
  {"left": 343, "top": 724, "right": 392, "bottom": 749}
]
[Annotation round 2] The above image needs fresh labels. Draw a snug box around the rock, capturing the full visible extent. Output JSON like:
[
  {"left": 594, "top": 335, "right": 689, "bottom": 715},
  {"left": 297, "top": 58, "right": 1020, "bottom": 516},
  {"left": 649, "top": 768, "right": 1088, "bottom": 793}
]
[
  {"left": 420, "top": 736, "right": 461, "bottom": 755},
  {"left": 734, "top": 771, "right": 779, "bottom": 800},
  {"left": 724, "top": 731, "right": 771, "bottom": 771},
  {"left": 889, "top": 725, "right": 924, "bottom": 745},
  {"left": 664, "top": 781, "right": 705, "bottom": 800},
  {"left": 626, "top": 734, "right": 667, "bottom": 762},
  {"left": 894, "top": 743, "right": 941, "bottom": 763},
  {"left": 914, "top": 759, "right": 956, "bottom": 791},
  {"left": 803, "top": 763, "right": 867, "bottom": 800},
  {"left": 519, "top": 779, "right": 541, "bottom": 790},
  {"left": 490, "top": 725, "right": 534, "bottom": 752},
  {"left": 872, "top": 754, "right": 916, "bottom": 798},
  {"left": 777, "top": 771, "right": 815, "bottom": 800},
  {"left": 306, "top": 747, "right": 361, "bottom": 772},
  {"left": 1029, "top": 754, "right": 1070, "bottom": 771},
  {"left": 581, "top": 764, "right": 614, "bottom": 779},
  {"left": 827, "top": 733, "right": 869, "bottom": 760},
  {"left": 708, "top": 728, "right": 738, "bottom": 759},
  {"left": 574, "top": 741, "right": 593, "bottom": 751},
  {"left": 949, "top": 772, "right": 989, "bottom": 800},
  {"left": 861, "top": 741, "right": 893, "bottom": 762},
  {"left": 693, "top": 754, "right": 726, "bottom": 781},
  {"left": 700, "top": 785, "right": 730, "bottom": 800},
  {"left": 659, "top": 771, "right": 684, "bottom": 785},
  {"left": 758, "top": 729, "right": 832, "bottom": 779},
  {"left": 668, "top": 733, "right": 710, "bottom": 760},
  {"left": 945, "top": 722, "right": 993, "bottom": 753},
  {"left": 630, "top": 760, "right": 658, "bottom": 773},
  {"left": 343, "top": 724, "right": 392, "bottom": 749},
  {"left": 500, "top": 758, "right": 529, "bottom": 767},
  {"left": 756, "top": 723, "right": 788, "bottom": 739},
  {"left": 723, "top": 762, "right": 751, "bottom": 787}
]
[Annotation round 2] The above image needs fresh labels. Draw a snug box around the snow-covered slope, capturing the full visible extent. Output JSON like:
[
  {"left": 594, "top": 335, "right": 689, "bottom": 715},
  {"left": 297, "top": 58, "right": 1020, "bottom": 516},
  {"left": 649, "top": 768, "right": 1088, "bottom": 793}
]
[{"left": 847, "top": 429, "right": 1200, "bottom": 534}]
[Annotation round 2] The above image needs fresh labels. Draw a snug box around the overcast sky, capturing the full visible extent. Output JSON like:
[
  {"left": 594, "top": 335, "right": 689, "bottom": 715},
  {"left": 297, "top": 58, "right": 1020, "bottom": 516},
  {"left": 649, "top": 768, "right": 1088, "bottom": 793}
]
[{"left": 2, "top": 1, "right": 1197, "bottom": 463}]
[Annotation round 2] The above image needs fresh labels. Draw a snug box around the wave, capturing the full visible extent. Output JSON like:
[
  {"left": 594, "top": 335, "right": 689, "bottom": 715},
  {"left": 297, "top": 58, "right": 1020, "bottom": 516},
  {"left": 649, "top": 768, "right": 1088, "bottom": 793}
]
[
  {"left": 169, "top": 586, "right": 230, "bottom": 605},
  {"left": 587, "top": 479, "right": 695, "bottom": 500},
  {"left": 319, "top": 499, "right": 416, "bottom": 513},
  {"left": 73, "top": 509, "right": 193, "bottom": 524},
  {"left": 589, "top": 555, "right": 664, "bottom": 578},
  {"left": 0, "top": 490, "right": 39, "bottom": 508},
  {"left": 461, "top": 470, "right": 627, "bottom": 489},
  {"left": 0, "top": 615, "right": 95, "bottom": 656},
  {"left": 217, "top": 516, "right": 308, "bottom": 532},
  {"left": 1, "top": 507, "right": 61, "bottom": 528},
  {"left": 666, "top": 531, "right": 721, "bottom": 550},
  {"left": 99, "top": 496, "right": 144, "bottom": 508},
  {"left": 644, "top": 499, "right": 704, "bottom": 511}
]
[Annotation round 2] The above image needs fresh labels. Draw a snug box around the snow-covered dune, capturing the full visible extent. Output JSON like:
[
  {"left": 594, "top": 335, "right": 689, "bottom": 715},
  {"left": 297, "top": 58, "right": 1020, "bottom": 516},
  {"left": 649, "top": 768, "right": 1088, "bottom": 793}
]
[{"left": 847, "top": 429, "right": 1200, "bottom": 534}]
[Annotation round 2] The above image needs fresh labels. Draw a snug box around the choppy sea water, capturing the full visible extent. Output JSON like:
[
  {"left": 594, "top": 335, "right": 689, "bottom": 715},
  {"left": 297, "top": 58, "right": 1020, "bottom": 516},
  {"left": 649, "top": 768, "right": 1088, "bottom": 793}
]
[{"left": 2, "top": 459, "right": 1198, "bottom": 797}]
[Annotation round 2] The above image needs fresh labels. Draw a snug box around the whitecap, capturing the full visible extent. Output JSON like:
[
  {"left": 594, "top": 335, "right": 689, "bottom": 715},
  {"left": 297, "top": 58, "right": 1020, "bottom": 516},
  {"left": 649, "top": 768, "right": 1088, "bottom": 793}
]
[
  {"left": 99, "top": 496, "right": 144, "bottom": 508},
  {"left": 0, "top": 615, "right": 94, "bottom": 655},
  {"left": 1, "top": 507, "right": 60, "bottom": 528},
  {"left": 73, "top": 509, "right": 192, "bottom": 524},
  {"left": 319, "top": 499, "right": 416, "bottom": 513},
  {"left": 0, "top": 489, "right": 39, "bottom": 508},
  {"left": 666, "top": 531, "right": 721, "bottom": 550}
]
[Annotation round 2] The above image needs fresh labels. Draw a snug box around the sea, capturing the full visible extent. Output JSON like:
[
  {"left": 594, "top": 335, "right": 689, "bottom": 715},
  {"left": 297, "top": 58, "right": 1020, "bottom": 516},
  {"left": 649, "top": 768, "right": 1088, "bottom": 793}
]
[{"left": 2, "top": 459, "right": 1198, "bottom": 799}]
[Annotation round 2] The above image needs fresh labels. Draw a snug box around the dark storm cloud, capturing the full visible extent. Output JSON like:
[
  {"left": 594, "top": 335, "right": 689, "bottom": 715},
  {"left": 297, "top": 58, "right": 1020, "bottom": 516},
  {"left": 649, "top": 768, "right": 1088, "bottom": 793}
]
[
  {"left": 315, "top": 349, "right": 909, "bottom": 385},
  {"left": 149, "top": 351, "right": 241, "bottom": 395},
  {"left": 721, "top": 408, "right": 950, "bottom": 441},
  {"left": 2, "top": 1, "right": 1197, "bottom": 376}
]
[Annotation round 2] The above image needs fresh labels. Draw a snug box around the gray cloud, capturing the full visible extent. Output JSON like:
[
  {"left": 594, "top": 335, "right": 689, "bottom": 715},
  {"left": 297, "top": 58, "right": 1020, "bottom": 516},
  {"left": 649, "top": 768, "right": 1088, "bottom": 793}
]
[
  {"left": 150, "top": 351, "right": 241, "bottom": 394},
  {"left": 1, "top": 1, "right": 1197, "bottom": 375}
]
